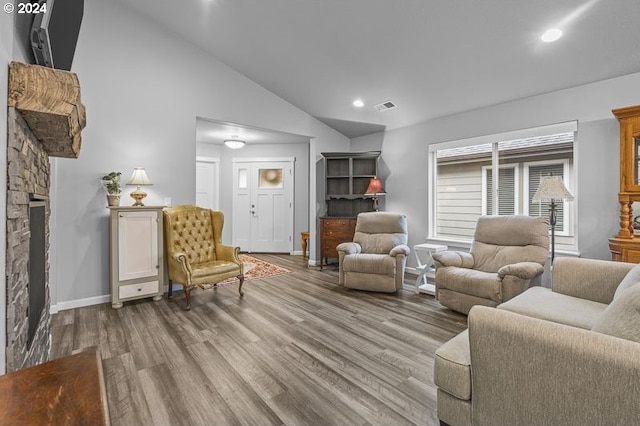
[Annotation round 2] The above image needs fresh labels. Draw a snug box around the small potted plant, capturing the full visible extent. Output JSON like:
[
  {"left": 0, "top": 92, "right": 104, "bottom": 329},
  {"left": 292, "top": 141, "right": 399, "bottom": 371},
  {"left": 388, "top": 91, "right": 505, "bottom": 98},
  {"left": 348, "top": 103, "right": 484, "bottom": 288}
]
[{"left": 101, "top": 172, "right": 122, "bottom": 206}]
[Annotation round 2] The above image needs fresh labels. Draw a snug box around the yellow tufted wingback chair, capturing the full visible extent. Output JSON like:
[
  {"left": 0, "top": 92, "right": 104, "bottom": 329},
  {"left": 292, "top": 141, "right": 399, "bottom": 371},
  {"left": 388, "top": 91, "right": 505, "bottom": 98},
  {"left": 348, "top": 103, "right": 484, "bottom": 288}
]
[{"left": 163, "top": 205, "right": 244, "bottom": 310}]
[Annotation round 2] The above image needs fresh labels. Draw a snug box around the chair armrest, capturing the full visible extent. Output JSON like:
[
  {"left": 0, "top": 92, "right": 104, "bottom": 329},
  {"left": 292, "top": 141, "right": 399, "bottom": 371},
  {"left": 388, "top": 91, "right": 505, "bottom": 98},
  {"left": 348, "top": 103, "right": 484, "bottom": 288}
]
[
  {"left": 390, "top": 244, "right": 410, "bottom": 257},
  {"left": 172, "top": 252, "right": 192, "bottom": 276},
  {"left": 216, "top": 244, "right": 242, "bottom": 266},
  {"left": 552, "top": 257, "right": 635, "bottom": 304},
  {"left": 432, "top": 251, "right": 474, "bottom": 268},
  {"left": 468, "top": 306, "right": 640, "bottom": 425},
  {"left": 497, "top": 261, "right": 544, "bottom": 280},
  {"left": 337, "top": 242, "right": 361, "bottom": 255}
]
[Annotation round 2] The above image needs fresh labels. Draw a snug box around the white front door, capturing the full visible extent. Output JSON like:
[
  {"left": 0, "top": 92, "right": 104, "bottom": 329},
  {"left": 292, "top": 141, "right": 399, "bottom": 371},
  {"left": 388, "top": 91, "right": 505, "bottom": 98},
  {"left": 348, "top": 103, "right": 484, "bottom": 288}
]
[
  {"left": 233, "top": 159, "right": 294, "bottom": 253},
  {"left": 195, "top": 158, "right": 219, "bottom": 210}
]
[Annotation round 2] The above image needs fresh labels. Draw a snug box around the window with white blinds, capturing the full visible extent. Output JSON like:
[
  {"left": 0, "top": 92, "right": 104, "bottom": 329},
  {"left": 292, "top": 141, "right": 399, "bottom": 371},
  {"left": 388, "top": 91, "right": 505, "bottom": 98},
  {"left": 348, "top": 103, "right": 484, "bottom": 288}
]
[
  {"left": 429, "top": 122, "right": 576, "bottom": 243},
  {"left": 485, "top": 167, "right": 516, "bottom": 215}
]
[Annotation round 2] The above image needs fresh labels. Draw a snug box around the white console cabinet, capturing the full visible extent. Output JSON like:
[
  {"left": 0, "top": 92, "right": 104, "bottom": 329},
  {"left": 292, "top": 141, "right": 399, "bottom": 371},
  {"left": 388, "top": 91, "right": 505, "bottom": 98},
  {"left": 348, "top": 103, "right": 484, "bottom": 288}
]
[{"left": 109, "top": 206, "right": 164, "bottom": 308}]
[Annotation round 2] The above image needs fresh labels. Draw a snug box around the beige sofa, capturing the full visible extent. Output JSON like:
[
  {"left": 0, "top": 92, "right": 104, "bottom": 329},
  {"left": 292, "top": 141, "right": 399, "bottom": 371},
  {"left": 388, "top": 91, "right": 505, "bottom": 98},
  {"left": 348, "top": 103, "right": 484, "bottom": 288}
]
[{"left": 434, "top": 257, "right": 640, "bottom": 426}]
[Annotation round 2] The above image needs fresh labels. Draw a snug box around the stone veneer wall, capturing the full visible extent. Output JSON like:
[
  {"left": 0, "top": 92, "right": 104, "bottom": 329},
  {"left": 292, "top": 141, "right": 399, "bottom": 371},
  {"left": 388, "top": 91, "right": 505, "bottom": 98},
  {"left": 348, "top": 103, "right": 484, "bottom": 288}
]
[{"left": 5, "top": 107, "right": 51, "bottom": 372}]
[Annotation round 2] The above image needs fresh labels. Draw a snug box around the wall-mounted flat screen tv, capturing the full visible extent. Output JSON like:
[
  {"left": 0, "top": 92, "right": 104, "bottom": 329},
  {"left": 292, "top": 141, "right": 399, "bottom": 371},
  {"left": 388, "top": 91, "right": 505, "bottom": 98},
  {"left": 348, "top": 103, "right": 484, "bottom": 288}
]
[{"left": 31, "top": 0, "right": 84, "bottom": 71}]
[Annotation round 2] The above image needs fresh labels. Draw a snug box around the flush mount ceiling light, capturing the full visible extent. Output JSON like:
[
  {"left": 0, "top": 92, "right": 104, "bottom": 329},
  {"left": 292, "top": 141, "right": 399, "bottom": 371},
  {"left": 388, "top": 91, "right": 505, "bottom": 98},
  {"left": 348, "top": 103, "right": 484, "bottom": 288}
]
[
  {"left": 224, "top": 135, "right": 246, "bottom": 149},
  {"left": 224, "top": 139, "right": 246, "bottom": 149},
  {"left": 541, "top": 28, "right": 563, "bottom": 42},
  {"left": 353, "top": 99, "right": 364, "bottom": 108}
]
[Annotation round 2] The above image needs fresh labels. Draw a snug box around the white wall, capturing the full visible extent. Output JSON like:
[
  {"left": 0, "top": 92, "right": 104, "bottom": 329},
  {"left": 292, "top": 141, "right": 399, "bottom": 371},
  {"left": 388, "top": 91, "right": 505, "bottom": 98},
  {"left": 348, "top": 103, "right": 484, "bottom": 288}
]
[
  {"left": 196, "top": 142, "right": 310, "bottom": 251},
  {"left": 352, "top": 72, "right": 640, "bottom": 269},
  {"left": 52, "top": 0, "right": 348, "bottom": 307}
]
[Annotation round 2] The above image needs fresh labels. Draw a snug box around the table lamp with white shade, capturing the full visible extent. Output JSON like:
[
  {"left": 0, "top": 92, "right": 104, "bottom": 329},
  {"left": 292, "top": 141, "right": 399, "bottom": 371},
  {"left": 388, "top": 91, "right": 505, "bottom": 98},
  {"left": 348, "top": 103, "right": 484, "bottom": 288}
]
[{"left": 127, "top": 167, "right": 152, "bottom": 206}]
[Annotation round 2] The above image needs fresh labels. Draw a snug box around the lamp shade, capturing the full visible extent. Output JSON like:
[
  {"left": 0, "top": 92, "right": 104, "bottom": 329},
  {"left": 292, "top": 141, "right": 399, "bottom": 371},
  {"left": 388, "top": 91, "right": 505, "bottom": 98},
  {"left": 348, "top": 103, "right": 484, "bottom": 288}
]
[
  {"left": 365, "top": 177, "right": 386, "bottom": 195},
  {"left": 127, "top": 167, "right": 152, "bottom": 186},
  {"left": 224, "top": 139, "right": 246, "bottom": 149},
  {"left": 532, "top": 175, "right": 573, "bottom": 202}
]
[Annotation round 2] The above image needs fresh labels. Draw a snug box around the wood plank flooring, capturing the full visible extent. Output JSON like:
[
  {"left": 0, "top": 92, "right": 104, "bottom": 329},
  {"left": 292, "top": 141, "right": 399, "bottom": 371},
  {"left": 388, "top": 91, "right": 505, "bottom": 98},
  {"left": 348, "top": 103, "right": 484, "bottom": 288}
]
[{"left": 51, "top": 254, "right": 467, "bottom": 426}]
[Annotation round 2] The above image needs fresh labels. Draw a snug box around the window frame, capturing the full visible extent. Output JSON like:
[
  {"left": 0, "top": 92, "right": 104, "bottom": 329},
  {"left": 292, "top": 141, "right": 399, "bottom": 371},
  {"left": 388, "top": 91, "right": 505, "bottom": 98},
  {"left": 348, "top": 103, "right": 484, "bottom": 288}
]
[{"left": 427, "top": 121, "right": 578, "bottom": 247}]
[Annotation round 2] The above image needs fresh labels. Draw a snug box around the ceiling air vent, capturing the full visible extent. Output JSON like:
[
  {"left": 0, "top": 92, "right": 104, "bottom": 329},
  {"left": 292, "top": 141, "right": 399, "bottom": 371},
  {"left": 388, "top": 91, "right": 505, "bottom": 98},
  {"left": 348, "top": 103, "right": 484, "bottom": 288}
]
[{"left": 373, "top": 100, "right": 397, "bottom": 112}]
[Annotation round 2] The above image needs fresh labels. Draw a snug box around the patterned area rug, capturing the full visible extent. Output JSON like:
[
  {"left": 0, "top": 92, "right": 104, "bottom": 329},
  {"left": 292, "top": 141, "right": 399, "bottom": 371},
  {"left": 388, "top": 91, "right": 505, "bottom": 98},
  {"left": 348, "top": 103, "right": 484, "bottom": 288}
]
[{"left": 217, "top": 254, "right": 293, "bottom": 286}]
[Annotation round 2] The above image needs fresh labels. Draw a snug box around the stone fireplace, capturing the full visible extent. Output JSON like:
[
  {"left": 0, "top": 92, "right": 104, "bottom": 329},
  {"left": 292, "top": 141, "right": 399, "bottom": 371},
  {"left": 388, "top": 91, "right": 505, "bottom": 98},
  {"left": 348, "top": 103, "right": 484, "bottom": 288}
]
[
  {"left": 6, "top": 108, "right": 51, "bottom": 371},
  {"left": 5, "top": 62, "right": 85, "bottom": 372}
]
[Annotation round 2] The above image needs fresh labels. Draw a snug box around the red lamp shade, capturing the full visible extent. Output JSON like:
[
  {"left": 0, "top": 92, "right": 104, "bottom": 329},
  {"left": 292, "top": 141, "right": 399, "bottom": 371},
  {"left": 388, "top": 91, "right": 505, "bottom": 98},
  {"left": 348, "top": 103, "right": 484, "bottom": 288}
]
[
  {"left": 364, "top": 177, "right": 386, "bottom": 212},
  {"left": 365, "top": 177, "right": 386, "bottom": 195}
]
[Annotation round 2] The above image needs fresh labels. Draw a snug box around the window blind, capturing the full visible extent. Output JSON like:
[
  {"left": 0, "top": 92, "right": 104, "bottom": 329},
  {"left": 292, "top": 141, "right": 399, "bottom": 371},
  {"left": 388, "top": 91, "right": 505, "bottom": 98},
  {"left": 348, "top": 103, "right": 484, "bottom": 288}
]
[{"left": 486, "top": 168, "right": 516, "bottom": 215}]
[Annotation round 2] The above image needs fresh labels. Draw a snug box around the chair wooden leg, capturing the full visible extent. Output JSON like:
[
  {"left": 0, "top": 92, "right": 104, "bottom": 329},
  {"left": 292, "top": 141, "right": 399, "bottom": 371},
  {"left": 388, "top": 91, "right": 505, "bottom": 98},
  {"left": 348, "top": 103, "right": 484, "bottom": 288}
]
[
  {"left": 168, "top": 280, "right": 173, "bottom": 299},
  {"left": 184, "top": 287, "right": 192, "bottom": 310},
  {"left": 237, "top": 274, "right": 245, "bottom": 296}
]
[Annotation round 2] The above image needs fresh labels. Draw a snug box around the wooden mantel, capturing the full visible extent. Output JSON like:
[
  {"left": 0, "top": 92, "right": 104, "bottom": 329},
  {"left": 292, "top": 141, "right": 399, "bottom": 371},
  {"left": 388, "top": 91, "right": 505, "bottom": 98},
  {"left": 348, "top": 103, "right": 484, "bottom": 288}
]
[{"left": 7, "top": 61, "right": 86, "bottom": 158}]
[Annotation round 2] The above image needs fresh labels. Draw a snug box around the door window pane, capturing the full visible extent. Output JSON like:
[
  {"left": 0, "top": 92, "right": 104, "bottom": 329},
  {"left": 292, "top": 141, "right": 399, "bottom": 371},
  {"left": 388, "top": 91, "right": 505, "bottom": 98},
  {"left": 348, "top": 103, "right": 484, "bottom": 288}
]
[
  {"left": 238, "top": 168, "right": 248, "bottom": 189},
  {"left": 259, "top": 168, "right": 283, "bottom": 188}
]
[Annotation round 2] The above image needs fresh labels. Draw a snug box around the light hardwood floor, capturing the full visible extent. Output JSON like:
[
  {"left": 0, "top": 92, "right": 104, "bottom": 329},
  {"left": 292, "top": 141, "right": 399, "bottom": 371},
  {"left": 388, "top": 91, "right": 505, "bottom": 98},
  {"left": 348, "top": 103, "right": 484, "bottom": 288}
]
[{"left": 51, "top": 254, "right": 467, "bottom": 426}]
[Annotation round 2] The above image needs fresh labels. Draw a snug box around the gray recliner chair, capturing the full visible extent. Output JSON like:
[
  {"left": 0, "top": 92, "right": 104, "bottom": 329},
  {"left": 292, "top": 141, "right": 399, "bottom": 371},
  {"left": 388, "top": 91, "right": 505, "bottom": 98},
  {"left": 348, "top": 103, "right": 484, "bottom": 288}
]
[
  {"left": 433, "top": 215, "right": 549, "bottom": 314},
  {"left": 337, "top": 212, "right": 410, "bottom": 293}
]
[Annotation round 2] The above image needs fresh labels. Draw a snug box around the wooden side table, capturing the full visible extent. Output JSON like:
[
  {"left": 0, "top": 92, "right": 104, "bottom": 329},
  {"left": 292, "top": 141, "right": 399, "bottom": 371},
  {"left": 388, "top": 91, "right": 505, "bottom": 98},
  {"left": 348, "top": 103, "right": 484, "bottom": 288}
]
[
  {"left": 0, "top": 349, "right": 110, "bottom": 425},
  {"left": 414, "top": 243, "right": 448, "bottom": 295},
  {"left": 301, "top": 231, "right": 310, "bottom": 258}
]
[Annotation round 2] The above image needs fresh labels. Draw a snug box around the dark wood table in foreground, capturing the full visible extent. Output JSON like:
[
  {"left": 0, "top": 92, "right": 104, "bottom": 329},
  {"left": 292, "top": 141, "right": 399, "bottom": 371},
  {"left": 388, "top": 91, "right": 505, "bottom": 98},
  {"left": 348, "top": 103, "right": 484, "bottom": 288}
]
[{"left": 0, "top": 349, "right": 110, "bottom": 426}]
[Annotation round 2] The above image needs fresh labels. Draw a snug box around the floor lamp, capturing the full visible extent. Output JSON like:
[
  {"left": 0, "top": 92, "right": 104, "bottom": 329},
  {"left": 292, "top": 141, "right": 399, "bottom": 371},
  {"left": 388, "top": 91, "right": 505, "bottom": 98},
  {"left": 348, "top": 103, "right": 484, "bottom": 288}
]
[{"left": 532, "top": 175, "right": 574, "bottom": 262}]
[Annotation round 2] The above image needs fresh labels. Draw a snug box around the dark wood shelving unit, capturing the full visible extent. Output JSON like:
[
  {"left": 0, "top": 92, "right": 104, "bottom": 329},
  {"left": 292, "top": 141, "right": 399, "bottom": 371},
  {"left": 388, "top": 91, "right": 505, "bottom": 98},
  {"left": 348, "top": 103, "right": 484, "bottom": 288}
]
[
  {"left": 320, "top": 151, "right": 381, "bottom": 267},
  {"left": 322, "top": 151, "right": 380, "bottom": 217}
]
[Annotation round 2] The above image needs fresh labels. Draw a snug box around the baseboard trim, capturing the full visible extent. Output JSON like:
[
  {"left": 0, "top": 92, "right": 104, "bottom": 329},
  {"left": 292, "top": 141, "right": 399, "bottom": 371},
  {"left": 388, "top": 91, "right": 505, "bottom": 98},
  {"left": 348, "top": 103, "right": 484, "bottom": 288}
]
[
  {"left": 49, "top": 266, "right": 419, "bottom": 313},
  {"left": 51, "top": 294, "right": 111, "bottom": 313}
]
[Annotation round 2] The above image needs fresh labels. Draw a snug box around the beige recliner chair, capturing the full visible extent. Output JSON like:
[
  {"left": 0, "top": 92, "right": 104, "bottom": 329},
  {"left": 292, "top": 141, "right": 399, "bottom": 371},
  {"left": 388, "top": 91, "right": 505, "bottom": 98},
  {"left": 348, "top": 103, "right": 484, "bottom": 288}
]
[
  {"left": 337, "top": 212, "right": 410, "bottom": 292},
  {"left": 433, "top": 215, "right": 549, "bottom": 314}
]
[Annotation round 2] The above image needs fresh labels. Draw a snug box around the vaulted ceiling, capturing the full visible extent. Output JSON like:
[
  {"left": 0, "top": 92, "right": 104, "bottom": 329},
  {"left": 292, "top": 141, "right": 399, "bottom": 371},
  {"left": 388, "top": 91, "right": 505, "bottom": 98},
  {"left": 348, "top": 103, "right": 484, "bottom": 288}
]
[{"left": 119, "top": 0, "right": 640, "bottom": 139}]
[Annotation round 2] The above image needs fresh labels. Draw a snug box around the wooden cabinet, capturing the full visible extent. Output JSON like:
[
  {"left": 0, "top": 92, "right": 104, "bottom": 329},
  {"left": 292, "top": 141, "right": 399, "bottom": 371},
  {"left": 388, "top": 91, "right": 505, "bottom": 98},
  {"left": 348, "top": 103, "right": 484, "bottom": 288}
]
[
  {"left": 320, "top": 217, "right": 357, "bottom": 268},
  {"left": 609, "top": 105, "right": 640, "bottom": 261},
  {"left": 109, "top": 206, "right": 164, "bottom": 308},
  {"left": 322, "top": 151, "right": 380, "bottom": 216}
]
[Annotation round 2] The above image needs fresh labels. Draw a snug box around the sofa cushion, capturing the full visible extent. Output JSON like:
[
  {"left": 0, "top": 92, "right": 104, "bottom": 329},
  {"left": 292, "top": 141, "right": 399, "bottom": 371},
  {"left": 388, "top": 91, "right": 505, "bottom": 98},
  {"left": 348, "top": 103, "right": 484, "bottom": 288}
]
[
  {"left": 614, "top": 263, "right": 640, "bottom": 300},
  {"left": 497, "top": 286, "right": 608, "bottom": 330},
  {"left": 434, "top": 329, "right": 471, "bottom": 400},
  {"left": 592, "top": 282, "right": 640, "bottom": 343}
]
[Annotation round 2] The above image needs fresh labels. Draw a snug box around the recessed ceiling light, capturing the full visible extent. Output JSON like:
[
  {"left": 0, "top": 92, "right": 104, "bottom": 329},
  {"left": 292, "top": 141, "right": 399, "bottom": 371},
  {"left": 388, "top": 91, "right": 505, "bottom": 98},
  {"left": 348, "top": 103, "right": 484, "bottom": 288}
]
[
  {"left": 353, "top": 99, "right": 364, "bottom": 108},
  {"left": 541, "top": 28, "right": 563, "bottom": 43}
]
